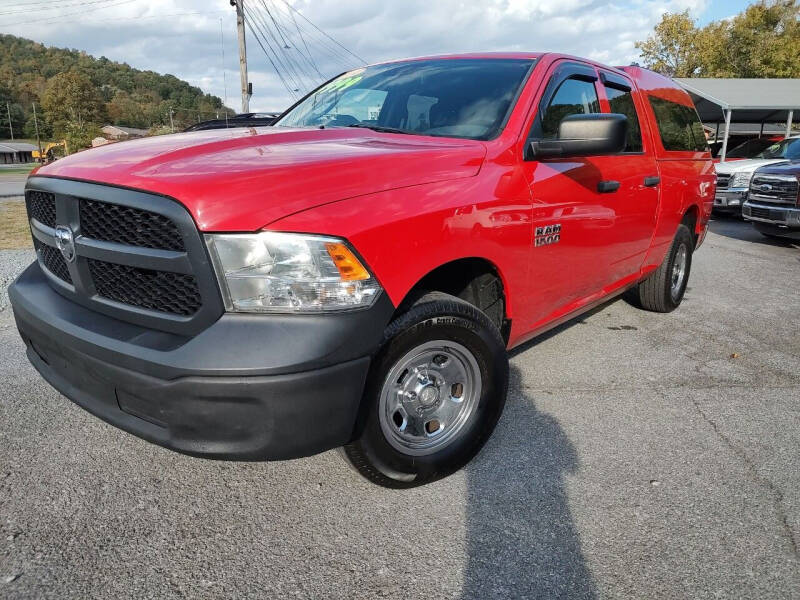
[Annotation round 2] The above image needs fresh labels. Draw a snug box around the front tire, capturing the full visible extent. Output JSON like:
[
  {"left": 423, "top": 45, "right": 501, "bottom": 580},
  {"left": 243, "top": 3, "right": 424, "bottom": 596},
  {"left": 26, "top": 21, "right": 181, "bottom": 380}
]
[
  {"left": 342, "top": 292, "right": 509, "bottom": 488},
  {"left": 628, "top": 224, "right": 693, "bottom": 313}
]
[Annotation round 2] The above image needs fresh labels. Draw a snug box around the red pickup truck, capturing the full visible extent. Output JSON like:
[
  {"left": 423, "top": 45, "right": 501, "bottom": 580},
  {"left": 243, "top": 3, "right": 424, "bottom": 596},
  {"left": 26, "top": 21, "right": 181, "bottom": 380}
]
[{"left": 10, "top": 53, "right": 714, "bottom": 487}]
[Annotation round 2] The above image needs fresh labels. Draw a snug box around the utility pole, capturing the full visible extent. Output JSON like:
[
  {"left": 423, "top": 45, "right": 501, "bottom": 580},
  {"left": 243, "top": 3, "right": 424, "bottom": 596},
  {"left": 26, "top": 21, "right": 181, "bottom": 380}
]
[
  {"left": 6, "top": 102, "right": 13, "bottom": 140},
  {"left": 32, "top": 103, "right": 43, "bottom": 162},
  {"left": 169, "top": 108, "right": 175, "bottom": 133},
  {"left": 232, "top": 0, "right": 251, "bottom": 113}
]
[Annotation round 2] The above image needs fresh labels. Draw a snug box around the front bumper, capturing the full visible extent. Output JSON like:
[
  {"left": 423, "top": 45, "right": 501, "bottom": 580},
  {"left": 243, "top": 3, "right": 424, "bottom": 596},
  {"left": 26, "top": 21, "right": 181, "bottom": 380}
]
[
  {"left": 742, "top": 201, "right": 800, "bottom": 240},
  {"left": 742, "top": 201, "right": 800, "bottom": 227},
  {"left": 9, "top": 263, "right": 394, "bottom": 460},
  {"left": 713, "top": 188, "right": 747, "bottom": 211}
]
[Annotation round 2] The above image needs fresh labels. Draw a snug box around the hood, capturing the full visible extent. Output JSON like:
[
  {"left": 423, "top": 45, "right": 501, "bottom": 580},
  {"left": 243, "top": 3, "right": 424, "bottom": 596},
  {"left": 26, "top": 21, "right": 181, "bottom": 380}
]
[
  {"left": 35, "top": 127, "right": 486, "bottom": 231},
  {"left": 715, "top": 158, "right": 787, "bottom": 174},
  {"left": 755, "top": 160, "right": 797, "bottom": 176}
]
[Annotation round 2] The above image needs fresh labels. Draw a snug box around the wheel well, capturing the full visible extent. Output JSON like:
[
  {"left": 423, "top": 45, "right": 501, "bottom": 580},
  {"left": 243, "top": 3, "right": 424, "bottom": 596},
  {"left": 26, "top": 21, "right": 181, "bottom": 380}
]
[
  {"left": 397, "top": 258, "right": 509, "bottom": 342},
  {"left": 682, "top": 205, "right": 699, "bottom": 245}
]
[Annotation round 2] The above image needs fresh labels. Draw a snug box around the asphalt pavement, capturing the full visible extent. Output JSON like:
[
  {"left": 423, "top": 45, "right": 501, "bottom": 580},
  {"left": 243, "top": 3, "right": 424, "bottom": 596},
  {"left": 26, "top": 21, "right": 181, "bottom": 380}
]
[
  {"left": 1, "top": 217, "right": 798, "bottom": 599},
  {"left": 0, "top": 175, "right": 26, "bottom": 198}
]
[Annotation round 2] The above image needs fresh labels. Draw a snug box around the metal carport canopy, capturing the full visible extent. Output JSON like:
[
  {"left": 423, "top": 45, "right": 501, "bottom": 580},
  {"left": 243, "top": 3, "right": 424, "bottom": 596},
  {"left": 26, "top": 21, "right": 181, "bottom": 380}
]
[{"left": 674, "top": 78, "right": 800, "bottom": 161}]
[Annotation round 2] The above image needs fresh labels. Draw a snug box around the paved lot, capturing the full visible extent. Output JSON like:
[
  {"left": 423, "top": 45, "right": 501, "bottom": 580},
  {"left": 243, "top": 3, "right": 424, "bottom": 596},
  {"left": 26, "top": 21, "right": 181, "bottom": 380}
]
[
  {"left": 0, "top": 175, "right": 27, "bottom": 198},
  {"left": 1, "top": 217, "right": 798, "bottom": 599}
]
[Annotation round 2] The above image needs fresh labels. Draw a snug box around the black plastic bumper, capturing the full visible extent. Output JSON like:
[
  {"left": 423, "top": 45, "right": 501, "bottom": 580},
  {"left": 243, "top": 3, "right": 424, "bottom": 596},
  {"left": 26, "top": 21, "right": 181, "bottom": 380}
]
[{"left": 9, "top": 263, "right": 394, "bottom": 460}]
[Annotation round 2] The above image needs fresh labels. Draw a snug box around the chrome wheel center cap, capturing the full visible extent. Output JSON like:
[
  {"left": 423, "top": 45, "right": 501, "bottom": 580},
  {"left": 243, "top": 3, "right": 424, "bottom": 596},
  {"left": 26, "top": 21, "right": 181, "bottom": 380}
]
[{"left": 418, "top": 384, "right": 440, "bottom": 408}]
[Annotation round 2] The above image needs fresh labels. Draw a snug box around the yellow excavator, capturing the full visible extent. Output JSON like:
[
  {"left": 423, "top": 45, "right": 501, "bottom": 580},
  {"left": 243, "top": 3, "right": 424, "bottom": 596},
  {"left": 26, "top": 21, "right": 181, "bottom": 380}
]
[{"left": 32, "top": 140, "right": 69, "bottom": 163}]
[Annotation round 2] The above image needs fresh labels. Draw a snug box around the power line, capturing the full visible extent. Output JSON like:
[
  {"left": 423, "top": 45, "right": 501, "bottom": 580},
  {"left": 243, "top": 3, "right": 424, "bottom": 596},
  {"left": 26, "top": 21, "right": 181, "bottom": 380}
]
[
  {"left": 0, "top": 0, "right": 138, "bottom": 27},
  {"left": 1, "top": 9, "right": 228, "bottom": 26},
  {"left": 286, "top": 3, "right": 324, "bottom": 80},
  {"left": 242, "top": 4, "right": 299, "bottom": 101},
  {"left": 1, "top": 0, "right": 115, "bottom": 6},
  {"left": 0, "top": 0, "right": 126, "bottom": 17},
  {"left": 269, "top": 1, "right": 364, "bottom": 71},
  {"left": 250, "top": 2, "right": 311, "bottom": 92},
  {"left": 257, "top": 0, "right": 319, "bottom": 91},
  {"left": 275, "top": 0, "right": 366, "bottom": 65},
  {"left": 262, "top": 0, "right": 328, "bottom": 84},
  {"left": 245, "top": 4, "right": 303, "bottom": 93}
]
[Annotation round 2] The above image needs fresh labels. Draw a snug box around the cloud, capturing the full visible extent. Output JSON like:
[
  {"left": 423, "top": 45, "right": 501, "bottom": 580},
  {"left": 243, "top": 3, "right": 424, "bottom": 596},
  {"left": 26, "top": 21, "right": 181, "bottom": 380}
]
[{"left": 2, "top": 0, "right": 710, "bottom": 113}]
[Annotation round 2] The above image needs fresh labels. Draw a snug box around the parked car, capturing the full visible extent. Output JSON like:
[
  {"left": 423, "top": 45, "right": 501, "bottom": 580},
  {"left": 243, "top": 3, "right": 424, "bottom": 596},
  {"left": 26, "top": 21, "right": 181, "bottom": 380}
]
[
  {"left": 711, "top": 135, "right": 784, "bottom": 163},
  {"left": 714, "top": 136, "right": 800, "bottom": 215},
  {"left": 10, "top": 53, "right": 714, "bottom": 488},
  {"left": 743, "top": 161, "right": 800, "bottom": 240},
  {"left": 183, "top": 112, "right": 281, "bottom": 132}
]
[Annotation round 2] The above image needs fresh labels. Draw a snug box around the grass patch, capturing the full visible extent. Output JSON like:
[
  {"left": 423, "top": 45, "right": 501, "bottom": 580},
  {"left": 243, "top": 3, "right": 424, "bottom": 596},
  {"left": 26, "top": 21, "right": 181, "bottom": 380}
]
[{"left": 0, "top": 199, "right": 32, "bottom": 249}]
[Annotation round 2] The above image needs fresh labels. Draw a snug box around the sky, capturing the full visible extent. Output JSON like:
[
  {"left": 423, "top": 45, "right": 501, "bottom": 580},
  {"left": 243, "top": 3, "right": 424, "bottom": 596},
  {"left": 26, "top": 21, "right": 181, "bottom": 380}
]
[{"left": 0, "top": 0, "right": 757, "bottom": 114}]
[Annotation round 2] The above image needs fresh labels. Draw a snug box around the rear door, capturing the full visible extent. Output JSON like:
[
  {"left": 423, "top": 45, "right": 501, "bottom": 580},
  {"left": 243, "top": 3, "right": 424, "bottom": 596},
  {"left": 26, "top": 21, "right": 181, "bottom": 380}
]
[
  {"left": 519, "top": 62, "right": 660, "bottom": 325},
  {"left": 592, "top": 69, "right": 661, "bottom": 282}
]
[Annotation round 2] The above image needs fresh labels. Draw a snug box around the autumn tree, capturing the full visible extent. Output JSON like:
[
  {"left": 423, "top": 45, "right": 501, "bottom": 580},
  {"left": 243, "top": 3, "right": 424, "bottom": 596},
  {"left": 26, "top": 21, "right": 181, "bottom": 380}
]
[
  {"left": 41, "top": 70, "right": 105, "bottom": 148},
  {"left": 636, "top": 0, "right": 800, "bottom": 78},
  {"left": 635, "top": 10, "right": 704, "bottom": 77}
]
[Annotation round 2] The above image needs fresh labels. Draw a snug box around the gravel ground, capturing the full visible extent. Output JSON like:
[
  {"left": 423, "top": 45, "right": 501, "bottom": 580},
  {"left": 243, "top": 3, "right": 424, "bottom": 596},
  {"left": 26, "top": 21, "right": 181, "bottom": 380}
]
[{"left": 1, "top": 217, "right": 798, "bottom": 599}]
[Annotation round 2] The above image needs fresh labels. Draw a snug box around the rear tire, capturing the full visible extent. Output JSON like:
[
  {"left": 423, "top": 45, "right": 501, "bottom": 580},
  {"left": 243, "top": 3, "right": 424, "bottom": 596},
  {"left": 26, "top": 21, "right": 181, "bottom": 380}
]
[
  {"left": 342, "top": 292, "right": 508, "bottom": 488},
  {"left": 628, "top": 224, "right": 693, "bottom": 313}
]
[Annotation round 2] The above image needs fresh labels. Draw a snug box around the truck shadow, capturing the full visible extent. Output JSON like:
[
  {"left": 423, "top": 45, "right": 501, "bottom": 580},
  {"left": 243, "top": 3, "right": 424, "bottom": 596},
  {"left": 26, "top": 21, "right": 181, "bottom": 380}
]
[
  {"left": 708, "top": 215, "right": 797, "bottom": 247},
  {"left": 461, "top": 365, "right": 597, "bottom": 599}
]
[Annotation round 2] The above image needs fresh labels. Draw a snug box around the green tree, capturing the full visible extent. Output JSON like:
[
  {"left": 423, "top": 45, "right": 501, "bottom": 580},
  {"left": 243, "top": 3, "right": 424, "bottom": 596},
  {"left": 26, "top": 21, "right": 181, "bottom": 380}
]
[
  {"left": 23, "top": 113, "right": 52, "bottom": 140},
  {"left": 0, "top": 33, "right": 236, "bottom": 142},
  {"left": 725, "top": 0, "right": 800, "bottom": 77},
  {"left": 41, "top": 71, "right": 105, "bottom": 149},
  {"left": 635, "top": 10, "right": 703, "bottom": 77},
  {"left": 636, "top": 1, "right": 800, "bottom": 78}
]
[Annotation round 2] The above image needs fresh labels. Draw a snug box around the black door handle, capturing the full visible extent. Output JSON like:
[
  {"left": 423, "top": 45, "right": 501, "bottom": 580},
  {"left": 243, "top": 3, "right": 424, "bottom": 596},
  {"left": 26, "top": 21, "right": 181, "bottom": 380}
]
[
  {"left": 597, "top": 180, "right": 620, "bottom": 194},
  {"left": 644, "top": 176, "right": 661, "bottom": 187}
]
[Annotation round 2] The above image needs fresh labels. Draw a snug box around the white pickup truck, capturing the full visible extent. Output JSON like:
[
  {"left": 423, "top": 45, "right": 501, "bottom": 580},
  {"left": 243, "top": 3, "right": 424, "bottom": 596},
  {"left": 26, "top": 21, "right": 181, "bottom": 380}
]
[{"left": 714, "top": 136, "right": 800, "bottom": 214}]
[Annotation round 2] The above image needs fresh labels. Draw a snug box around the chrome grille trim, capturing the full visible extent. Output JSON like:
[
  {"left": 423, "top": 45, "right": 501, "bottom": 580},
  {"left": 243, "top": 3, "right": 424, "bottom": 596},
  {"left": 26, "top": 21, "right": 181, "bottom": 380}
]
[{"left": 749, "top": 174, "right": 799, "bottom": 206}]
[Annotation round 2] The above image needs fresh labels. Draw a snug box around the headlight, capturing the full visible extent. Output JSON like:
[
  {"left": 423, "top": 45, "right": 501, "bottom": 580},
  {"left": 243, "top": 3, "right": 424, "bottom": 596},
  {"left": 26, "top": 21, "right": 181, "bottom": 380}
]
[
  {"left": 205, "top": 232, "right": 382, "bottom": 313},
  {"left": 730, "top": 171, "right": 753, "bottom": 188}
]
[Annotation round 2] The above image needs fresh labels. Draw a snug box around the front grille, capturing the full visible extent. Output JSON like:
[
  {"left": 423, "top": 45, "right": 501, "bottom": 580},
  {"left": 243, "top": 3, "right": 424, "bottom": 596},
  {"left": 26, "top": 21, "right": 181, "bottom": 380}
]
[
  {"left": 36, "top": 241, "right": 72, "bottom": 284},
  {"left": 88, "top": 259, "right": 202, "bottom": 316},
  {"left": 716, "top": 174, "right": 731, "bottom": 189},
  {"left": 79, "top": 198, "right": 185, "bottom": 251},
  {"left": 25, "top": 178, "right": 223, "bottom": 334},
  {"left": 26, "top": 191, "right": 56, "bottom": 228},
  {"left": 749, "top": 175, "right": 799, "bottom": 206}
]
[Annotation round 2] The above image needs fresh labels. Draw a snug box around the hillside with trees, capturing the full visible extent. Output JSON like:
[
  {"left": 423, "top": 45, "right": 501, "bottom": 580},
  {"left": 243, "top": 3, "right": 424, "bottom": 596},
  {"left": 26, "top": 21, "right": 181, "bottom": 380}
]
[
  {"left": 636, "top": 0, "right": 800, "bottom": 78},
  {"left": 0, "top": 33, "right": 233, "bottom": 148}
]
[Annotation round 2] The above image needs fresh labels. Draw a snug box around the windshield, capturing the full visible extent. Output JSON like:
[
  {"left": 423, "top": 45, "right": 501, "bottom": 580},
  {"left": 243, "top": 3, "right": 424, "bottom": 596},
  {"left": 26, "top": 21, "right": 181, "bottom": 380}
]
[
  {"left": 274, "top": 58, "right": 535, "bottom": 140},
  {"left": 755, "top": 138, "right": 800, "bottom": 160},
  {"left": 726, "top": 138, "right": 781, "bottom": 158}
]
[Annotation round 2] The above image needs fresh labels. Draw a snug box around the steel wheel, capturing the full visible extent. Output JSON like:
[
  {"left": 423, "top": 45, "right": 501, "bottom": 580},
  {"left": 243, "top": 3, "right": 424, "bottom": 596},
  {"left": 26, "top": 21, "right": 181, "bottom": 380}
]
[
  {"left": 670, "top": 243, "right": 688, "bottom": 301},
  {"left": 378, "top": 340, "right": 482, "bottom": 456}
]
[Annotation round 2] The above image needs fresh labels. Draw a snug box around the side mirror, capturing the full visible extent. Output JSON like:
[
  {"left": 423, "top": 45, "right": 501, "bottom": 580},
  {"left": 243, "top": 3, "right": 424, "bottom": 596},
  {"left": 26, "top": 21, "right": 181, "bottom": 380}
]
[{"left": 527, "top": 113, "right": 628, "bottom": 160}]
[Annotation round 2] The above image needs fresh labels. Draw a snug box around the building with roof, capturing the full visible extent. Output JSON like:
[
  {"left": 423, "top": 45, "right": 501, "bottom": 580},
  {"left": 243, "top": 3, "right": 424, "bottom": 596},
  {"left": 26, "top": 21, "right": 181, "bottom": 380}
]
[
  {"left": 0, "top": 141, "right": 37, "bottom": 164},
  {"left": 101, "top": 125, "right": 148, "bottom": 140},
  {"left": 675, "top": 78, "right": 800, "bottom": 161}
]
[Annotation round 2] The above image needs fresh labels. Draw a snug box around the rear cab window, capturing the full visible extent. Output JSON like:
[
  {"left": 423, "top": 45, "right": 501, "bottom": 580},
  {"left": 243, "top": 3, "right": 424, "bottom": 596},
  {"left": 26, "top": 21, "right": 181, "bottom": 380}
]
[
  {"left": 599, "top": 72, "right": 643, "bottom": 153},
  {"left": 648, "top": 96, "right": 708, "bottom": 153}
]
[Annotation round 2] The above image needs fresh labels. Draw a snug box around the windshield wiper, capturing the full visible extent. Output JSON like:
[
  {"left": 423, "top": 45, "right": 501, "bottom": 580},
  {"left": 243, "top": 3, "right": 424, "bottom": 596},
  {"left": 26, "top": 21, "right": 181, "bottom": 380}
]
[{"left": 346, "top": 123, "right": 414, "bottom": 135}]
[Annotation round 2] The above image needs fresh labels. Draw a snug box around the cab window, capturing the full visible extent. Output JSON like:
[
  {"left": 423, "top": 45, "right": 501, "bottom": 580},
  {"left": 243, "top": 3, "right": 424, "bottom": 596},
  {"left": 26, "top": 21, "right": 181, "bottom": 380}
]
[
  {"left": 535, "top": 77, "right": 600, "bottom": 139},
  {"left": 648, "top": 96, "right": 708, "bottom": 152},
  {"left": 603, "top": 85, "right": 643, "bottom": 153}
]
